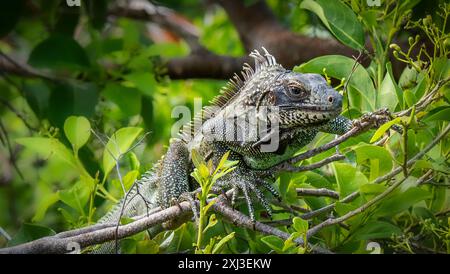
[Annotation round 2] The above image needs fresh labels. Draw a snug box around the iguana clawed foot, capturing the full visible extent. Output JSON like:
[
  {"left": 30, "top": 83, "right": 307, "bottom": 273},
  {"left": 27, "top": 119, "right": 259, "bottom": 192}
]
[
  {"left": 216, "top": 166, "right": 279, "bottom": 223},
  {"left": 173, "top": 191, "right": 200, "bottom": 223}
]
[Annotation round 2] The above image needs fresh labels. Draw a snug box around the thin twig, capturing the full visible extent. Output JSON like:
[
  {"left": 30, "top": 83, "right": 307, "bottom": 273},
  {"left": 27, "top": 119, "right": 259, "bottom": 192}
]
[
  {"left": 296, "top": 188, "right": 339, "bottom": 199},
  {"left": 395, "top": 77, "right": 450, "bottom": 117},
  {"left": 272, "top": 153, "right": 345, "bottom": 173}
]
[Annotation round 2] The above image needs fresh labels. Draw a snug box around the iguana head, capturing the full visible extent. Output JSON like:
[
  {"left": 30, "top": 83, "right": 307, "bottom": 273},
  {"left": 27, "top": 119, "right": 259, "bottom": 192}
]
[
  {"left": 237, "top": 48, "right": 343, "bottom": 129},
  {"left": 180, "top": 48, "right": 343, "bottom": 145},
  {"left": 266, "top": 71, "right": 343, "bottom": 128}
]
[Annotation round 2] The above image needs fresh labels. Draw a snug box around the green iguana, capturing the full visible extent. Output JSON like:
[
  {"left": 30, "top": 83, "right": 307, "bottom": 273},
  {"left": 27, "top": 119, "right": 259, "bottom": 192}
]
[{"left": 92, "top": 48, "right": 353, "bottom": 253}]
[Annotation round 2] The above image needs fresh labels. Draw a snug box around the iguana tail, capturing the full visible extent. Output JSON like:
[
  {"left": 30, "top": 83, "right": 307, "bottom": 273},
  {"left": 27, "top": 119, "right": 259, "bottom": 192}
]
[{"left": 90, "top": 169, "right": 160, "bottom": 253}]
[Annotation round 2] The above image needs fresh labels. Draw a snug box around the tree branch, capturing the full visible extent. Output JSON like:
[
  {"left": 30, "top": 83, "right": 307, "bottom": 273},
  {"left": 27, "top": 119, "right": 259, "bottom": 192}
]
[
  {"left": 109, "top": 0, "right": 201, "bottom": 52},
  {"left": 0, "top": 202, "right": 191, "bottom": 254},
  {"left": 0, "top": 188, "right": 333, "bottom": 254}
]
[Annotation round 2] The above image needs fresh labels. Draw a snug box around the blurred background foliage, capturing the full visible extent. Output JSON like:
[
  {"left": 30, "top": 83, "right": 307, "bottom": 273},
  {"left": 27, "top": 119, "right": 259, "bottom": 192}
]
[{"left": 0, "top": 0, "right": 449, "bottom": 253}]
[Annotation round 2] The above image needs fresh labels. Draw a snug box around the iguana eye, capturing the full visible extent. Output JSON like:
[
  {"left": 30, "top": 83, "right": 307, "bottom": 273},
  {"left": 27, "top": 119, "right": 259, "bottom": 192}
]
[{"left": 287, "top": 86, "right": 307, "bottom": 99}]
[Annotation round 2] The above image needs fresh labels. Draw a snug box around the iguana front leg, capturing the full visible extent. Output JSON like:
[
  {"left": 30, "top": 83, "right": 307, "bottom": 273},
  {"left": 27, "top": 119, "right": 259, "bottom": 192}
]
[
  {"left": 225, "top": 116, "right": 352, "bottom": 222},
  {"left": 156, "top": 138, "right": 191, "bottom": 208},
  {"left": 318, "top": 115, "right": 353, "bottom": 135},
  {"left": 155, "top": 138, "right": 198, "bottom": 228}
]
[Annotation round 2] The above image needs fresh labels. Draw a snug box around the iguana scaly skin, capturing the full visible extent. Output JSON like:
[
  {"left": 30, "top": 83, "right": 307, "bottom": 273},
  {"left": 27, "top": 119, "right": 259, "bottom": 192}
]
[{"left": 92, "top": 48, "right": 352, "bottom": 253}]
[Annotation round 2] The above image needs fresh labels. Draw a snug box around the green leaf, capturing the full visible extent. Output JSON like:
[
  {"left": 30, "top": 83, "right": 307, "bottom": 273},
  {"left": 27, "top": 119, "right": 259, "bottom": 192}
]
[
  {"left": 203, "top": 214, "right": 218, "bottom": 234},
  {"left": 261, "top": 235, "right": 284, "bottom": 253},
  {"left": 295, "top": 55, "right": 375, "bottom": 111},
  {"left": 123, "top": 72, "right": 156, "bottom": 97},
  {"left": 432, "top": 57, "right": 450, "bottom": 80},
  {"left": 103, "top": 84, "right": 142, "bottom": 117},
  {"left": 292, "top": 217, "right": 309, "bottom": 235},
  {"left": 8, "top": 224, "right": 56, "bottom": 246},
  {"left": 378, "top": 63, "right": 400, "bottom": 111},
  {"left": 122, "top": 170, "right": 140, "bottom": 192},
  {"left": 203, "top": 199, "right": 217, "bottom": 215},
  {"left": 423, "top": 107, "right": 450, "bottom": 122},
  {"left": 289, "top": 173, "right": 329, "bottom": 210},
  {"left": 23, "top": 80, "right": 50, "bottom": 119},
  {"left": 359, "top": 184, "right": 387, "bottom": 197},
  {"left": 399, "top": 66, "right": 419, "bottom": 89},
  {"left": 57, "top": 208, "right": 77, "bottom": 226},
  {"left": 351, "top": 221, "right": 402, "bottom": 240},
  {"left": 141, "top": 95, "right": 154, "bottom": 131},
  {"left": 334, "top": 201, "right": 358, "bottom": 216},
  {"left": 403, "top": 90, "right": 417, "bottom": 107},
  {"left": 102, "top": 127, "right": 143, "bottom": 177},
  {"left": 48, "top": 82, "right": 99, "bottom": 128},
  {"left": 28, "top": 34, "right": 90, "bottom": 70},
  {"left": 369, "top": 117, "right": 403, "bottom": 143},
  {"left": 354, "top": 145, "right": 393, "bottom": 180},
  {"left": 16, "top": 137, "right": 78, "bottom": 171},
  {"left": 191, "top": 149, "right": 205, "bottom": 169},
  {"left": 300, "top": 0, "right": 364, "bottom": 50},
  {"left": 429, "top": 187, "right": 447, "bottom": 213},
  {"left": 376, "top": 187, "right": 432, "bottom": 217},
  {"left": 128, "top": 152, "right": 141, "bottom": 171},
  {"left": 32, "top": 181, "right": 60, "bottom": 222},
  {"left": 64, "top": 116, "right": 91, "bottom": 152},
  {"left": 59, "top": 181, "right": 90, "bottom": 214},
  {"left": 359, "top": 10, "right": 378, "bottom": 29},
  {"left": 212, "top": 232, "right": 235, "bottom": 254},
  {"left": 145, "top": 43, "right": 190, "bottom": 58},
  {"left": 198, "top": 164, "right": 210, "bottom": 179},
  {"left": 411, "top": 73, "right": 427, "bottom": 99},
  {"left": 120, "top": 238, "right": 137, "bottom": 254},
  {"left": 216, "top": 151, "right": 231, "bottom": 171},
  {"left": 333, "top": 163, "right": 368, "bottom": 197},
  {"left": 136, "top": 240, "right": 159, "bottom": 254}
]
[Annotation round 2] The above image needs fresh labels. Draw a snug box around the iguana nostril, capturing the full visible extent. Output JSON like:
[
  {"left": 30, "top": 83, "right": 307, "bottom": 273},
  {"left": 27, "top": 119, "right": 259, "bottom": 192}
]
[{"left": 328, "top": 96, "right": 334, "bottom": 103}]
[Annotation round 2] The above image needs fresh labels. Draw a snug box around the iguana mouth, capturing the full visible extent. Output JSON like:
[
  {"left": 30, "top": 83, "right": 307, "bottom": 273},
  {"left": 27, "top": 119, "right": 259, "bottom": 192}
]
[{"left": 278, "top": 104, "right": 341, "bottom": 113}]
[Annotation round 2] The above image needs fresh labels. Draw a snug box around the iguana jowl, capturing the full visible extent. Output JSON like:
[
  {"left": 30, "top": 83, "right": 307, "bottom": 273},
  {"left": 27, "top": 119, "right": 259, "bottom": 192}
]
[{"left": 94, "top": 48, "right": 352, "bottom": 253}]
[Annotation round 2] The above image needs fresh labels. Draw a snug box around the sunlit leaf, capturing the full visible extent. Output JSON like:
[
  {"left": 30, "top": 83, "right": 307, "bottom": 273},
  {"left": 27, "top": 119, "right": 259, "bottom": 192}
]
[
  {"left": 369, "top": 117, "right": 402, "bottom": 143},
  {"left": 292, "top": 217, "right": 308, "bottom": 235},
  {"left": 300, "top": 0, "right": 365, "bottom": 50},
  {"left": 261, "top": 235, "right": 284, "bottom": 253},
  {"left": 16, "top": 137, "right": 78, "bottom": 170},
  {"left": 333, "top": 163, "right": 368, "bottom": 197},
  {"left": 354, "top": 144, "right": 393, "bottom": 180},
  {"left": 64, "top": 116, "right": 91, "bottom": 152},
  {"left": 212, "top": 232, "right": 235, "bottom": 254},
  {"left": 102, "top": 127, "right": 143, "bottom": 178},
  {"left": 378, "top": 63, "right": 400, "bottom": 111}
]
